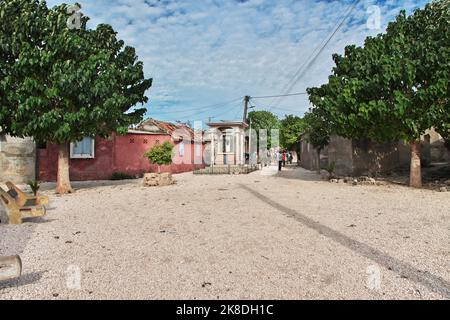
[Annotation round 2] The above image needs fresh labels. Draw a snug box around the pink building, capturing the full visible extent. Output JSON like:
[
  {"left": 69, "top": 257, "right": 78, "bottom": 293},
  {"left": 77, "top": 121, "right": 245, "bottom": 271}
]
[{"left": 38, "top": 119, "right": 206, "bottom": 182}]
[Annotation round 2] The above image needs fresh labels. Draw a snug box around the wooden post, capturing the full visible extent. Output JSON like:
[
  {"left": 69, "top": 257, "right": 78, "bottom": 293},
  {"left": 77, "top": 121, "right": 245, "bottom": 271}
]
[{"left": 0, "top": 255, "right": 22, "bottom": 281}]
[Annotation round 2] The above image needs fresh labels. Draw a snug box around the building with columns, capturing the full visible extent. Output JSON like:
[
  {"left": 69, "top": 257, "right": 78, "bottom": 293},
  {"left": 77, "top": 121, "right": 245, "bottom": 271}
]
[{"left": 206, "top": 121, "right": 249, "bottom": 166}]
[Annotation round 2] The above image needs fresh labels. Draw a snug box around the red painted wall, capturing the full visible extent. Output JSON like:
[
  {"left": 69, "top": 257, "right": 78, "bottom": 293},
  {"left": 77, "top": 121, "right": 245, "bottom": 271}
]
[{"left": 38, "top": 133, "right": 206, "bottom": 182}]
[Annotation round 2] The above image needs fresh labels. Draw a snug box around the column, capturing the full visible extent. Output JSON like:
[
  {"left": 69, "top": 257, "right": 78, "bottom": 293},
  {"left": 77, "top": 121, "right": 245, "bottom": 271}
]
[{"left": 210, "top": 132, "right": 215, "bottom": 166}]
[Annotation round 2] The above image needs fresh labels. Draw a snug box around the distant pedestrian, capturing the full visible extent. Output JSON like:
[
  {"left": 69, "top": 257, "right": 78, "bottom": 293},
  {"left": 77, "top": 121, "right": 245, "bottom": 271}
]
[
  {"left": 277, "top": 151, "right": 283, "bottom": 171},
  {"left": 282, "top": 150, "right": 286, "bottom": 167}
]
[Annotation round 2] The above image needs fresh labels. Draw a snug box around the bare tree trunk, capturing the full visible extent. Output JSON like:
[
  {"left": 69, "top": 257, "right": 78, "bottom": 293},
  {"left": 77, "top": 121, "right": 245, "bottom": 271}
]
[
  {"left": 56, "top": 143, "right": 74, "bottom": 194},
  {"left": 316, "top": 149, "right": 321, "bottom": 174},
  {"left": 410, "top": 141, "right": 422, "bottom": 188}
]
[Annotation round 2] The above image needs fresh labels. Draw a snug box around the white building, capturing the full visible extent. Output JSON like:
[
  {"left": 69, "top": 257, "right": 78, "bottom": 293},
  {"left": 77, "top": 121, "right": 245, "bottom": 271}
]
[{"left": 206, "top": 121, "right": 249, "bottom": 166}]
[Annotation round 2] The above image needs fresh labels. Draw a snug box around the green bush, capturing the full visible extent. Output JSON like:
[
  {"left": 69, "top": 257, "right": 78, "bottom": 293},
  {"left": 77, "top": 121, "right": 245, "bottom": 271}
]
[
  {"left": 144, "top": 141, "right": 174, "bottom": 173},
  {"left": 110, "top": 172, "right": 135, "bottom": 180},
  {"left": 27, "top": 180, "right": 41, "bottom": 196},
  {"left": 325, "top": 161, "right": 336, "bottom": 180}
]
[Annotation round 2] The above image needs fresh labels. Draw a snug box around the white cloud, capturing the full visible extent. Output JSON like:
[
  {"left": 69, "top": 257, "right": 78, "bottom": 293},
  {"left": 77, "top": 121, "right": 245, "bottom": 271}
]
[{"left": 47, "top": 0, "right": 430, "bottom": 122}]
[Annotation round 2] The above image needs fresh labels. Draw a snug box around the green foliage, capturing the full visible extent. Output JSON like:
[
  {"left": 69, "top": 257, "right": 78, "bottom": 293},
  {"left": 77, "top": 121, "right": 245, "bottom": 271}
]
[
  {"left": 247, "top": 110, "right": 280, "bottom": 149},
  {"left": 27, "top": 180, "right": 40, "bottom": 196},
  {"left": 0, "top": 0, "right": 152, "bottom": 144},
  {"left": 110, "top": 172, "right": 135, "bottom": 180},
  {"left": 280, "top": 115, "right": 305, "bottom": 151},
  {"left": 307, "top": 0, "right": 449, "bottom": 145},
  {"left": 303, "top": 108, "right": 331, "bottom": 151},
  {"left": 144, "top": 141, "right": 174, "bottom": 168}
]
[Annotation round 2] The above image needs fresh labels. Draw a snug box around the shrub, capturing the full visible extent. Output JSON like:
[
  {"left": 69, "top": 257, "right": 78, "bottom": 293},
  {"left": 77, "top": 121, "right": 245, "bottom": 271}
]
[
  {"left": 110, "top": 172, "right": 135, "bottom": 180},
  {"left": 144, "top": 141, "right": 174, "bottom": 173},
  {"left": 325, "top": 161, "right": 336, "bottom": 180},
  {"left": 27, "top": 180, "right": 40, "bottom": 196}
]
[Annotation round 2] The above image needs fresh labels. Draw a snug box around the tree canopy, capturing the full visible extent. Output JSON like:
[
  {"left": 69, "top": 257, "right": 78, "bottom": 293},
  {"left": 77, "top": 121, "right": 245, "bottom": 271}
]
[
  {"left": 0, "top": 0, "right": 152, "bottom": 193},
  {"left": 303, "top": 109, "right": 330, "bottom": 152},
  {"left": 306, "top": 0, "right": 449, "bottom": 187},
  {"left": 247, "top": 110, "right": 280, "bottom": 149},
  {"left": 0, "top": 0, "right": 152, "bottom": 143},
  {"left": 280, "top": 115, "right": 305, "bottom": 151}
]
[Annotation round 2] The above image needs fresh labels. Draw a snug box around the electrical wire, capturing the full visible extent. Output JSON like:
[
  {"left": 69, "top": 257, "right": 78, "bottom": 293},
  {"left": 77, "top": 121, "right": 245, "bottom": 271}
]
[
  {"left": 251, "top": 92, "right": 307, "bottom": 99},
  {"left": 271, "top": 0, "right": 360, "bottom": 108},
  {"left": 147, "top": 97, "right": 243, "bottom": 115}
]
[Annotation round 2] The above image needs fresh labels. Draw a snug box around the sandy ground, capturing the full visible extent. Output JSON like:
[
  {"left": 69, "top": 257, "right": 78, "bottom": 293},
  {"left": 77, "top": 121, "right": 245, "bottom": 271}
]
[{"left": 0, "top": 166, "right": 449, "bottom": 300}]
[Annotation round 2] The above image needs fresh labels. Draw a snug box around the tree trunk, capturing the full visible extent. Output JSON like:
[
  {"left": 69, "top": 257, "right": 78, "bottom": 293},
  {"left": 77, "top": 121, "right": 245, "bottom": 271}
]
[
  {"left": 56, "top": 143, "right": 74, "bottom": 194},
  {"left": 444, "top": 138, "right": 450, "bottom": 153},
  {"left": 316, "top": 149, "right": 321, "bottom": 174},
  {"left": 410, "top": 141, "right": 422, "bottom": 188}
]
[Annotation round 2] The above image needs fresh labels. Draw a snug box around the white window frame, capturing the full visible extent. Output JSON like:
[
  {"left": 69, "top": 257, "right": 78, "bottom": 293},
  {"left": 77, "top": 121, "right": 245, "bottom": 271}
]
[
  {"left": 70, "top": 137, "right": 95, "bottom": 159},
  {"left": 179, "top": 142, "right": 185, "bottom": 157}
]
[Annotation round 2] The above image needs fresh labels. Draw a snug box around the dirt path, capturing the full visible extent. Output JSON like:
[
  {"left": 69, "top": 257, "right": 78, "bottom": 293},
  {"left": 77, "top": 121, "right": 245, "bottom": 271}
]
[{"left": 1, "top": 167, "right": 449, "bottom": 299}]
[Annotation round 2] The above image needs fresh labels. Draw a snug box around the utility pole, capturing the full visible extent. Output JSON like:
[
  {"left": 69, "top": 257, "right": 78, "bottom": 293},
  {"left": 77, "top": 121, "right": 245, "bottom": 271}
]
[{"left": 243, "top": 96, "right": 250, "bottom": 124}]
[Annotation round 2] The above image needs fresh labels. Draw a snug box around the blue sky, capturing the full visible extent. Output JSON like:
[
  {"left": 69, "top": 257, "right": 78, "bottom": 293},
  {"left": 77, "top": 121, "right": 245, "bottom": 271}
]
[{"left": 47, "top": 0, "right": 429, "bottom": 124}]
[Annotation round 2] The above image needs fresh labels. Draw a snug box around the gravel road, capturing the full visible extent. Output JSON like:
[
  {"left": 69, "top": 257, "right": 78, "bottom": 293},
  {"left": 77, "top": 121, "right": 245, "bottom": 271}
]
[{"left": 0, "top": 166, "right": 449, "bottom": 299}]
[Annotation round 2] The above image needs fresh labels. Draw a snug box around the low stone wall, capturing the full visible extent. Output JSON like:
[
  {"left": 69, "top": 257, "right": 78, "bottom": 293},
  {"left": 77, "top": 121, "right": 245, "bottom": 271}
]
[
  {"left": 143, "top": 173, "right": 175, "bottom": 187},
  {"left": 299, "top": 135, "right": 420, "bottom": 177},
  {"left": 193, "top": 165, "right": 259, "bottom": 175}
]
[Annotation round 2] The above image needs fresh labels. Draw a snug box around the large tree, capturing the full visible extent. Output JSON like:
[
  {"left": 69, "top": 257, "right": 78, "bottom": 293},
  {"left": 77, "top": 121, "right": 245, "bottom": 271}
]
[
  {"left": 280, "top": 114, "right": 305, "bottom": 153},
  {"left": 303, "top": 109, "right": 331, "bottom": 174},
  {"left": 0, "top": 0, "right": 152, "bottom": 193},
  {"left": 307, "top": 0, "right": 449, "bottom": 188},
  {"left": 247, "top": 110, "right": 280, "bottom": 151}
]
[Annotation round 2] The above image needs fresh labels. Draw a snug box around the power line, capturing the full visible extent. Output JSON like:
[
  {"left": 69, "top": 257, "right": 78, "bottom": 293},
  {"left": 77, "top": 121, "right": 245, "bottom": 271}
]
[
  {"left": 147, "top": 97, "right": 243, "bottom": 115},
  {"left": 157, "top": 101, "right": 243, "bottom": 123},
  {"left": 181, "top": 99, "right": 243, "bottom": 119},
  {"left": 207, "top": 103, "right": 243, "bottom": 121},
  {"left": 251, "top": 104, "right": 305, "bottom": 113},
  {"left": 251, "top": 92, "right": 307, "bottom": 99},
  {"left": 272, "top": 0, "right": 360, "bottom": 108}
]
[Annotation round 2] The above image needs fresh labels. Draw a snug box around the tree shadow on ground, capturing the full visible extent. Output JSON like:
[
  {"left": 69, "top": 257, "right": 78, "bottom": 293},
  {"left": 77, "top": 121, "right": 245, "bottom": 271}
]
[
  {"left": 39, "top": 179, "right": 141, "bottom": 193},
  {"left": 273, "top": 166, "right": 323, "bottom": 182}
]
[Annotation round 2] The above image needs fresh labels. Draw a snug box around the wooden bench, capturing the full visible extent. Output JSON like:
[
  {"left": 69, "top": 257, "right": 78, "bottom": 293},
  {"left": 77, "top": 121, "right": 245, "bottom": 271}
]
[
  {"left": 0, "top": 187, "right": 46, "bottom": 224},
  {"left": 6, "top": 181, "right": 49, "bottom": 206}
]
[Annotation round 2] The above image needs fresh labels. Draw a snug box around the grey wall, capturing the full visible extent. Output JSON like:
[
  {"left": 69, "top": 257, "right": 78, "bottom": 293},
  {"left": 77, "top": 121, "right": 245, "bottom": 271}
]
[
  {"left": 0, "top": 135, "right": 36, "bottom": 184},
  {"left": 327, "top": 135, "right": 353, "bottom": 176},
  {"left": 299, "top": 139, "right": 326, "bottom": 171}
]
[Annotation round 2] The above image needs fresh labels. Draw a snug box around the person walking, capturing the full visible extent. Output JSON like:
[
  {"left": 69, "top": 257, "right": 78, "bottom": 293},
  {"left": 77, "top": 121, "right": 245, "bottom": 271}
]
[
  {"left": 282, "top": 150, "right": 286, "bottom": 167},
  {"left": 277, "top": 150, "right": 283, "bottom": 171}
]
